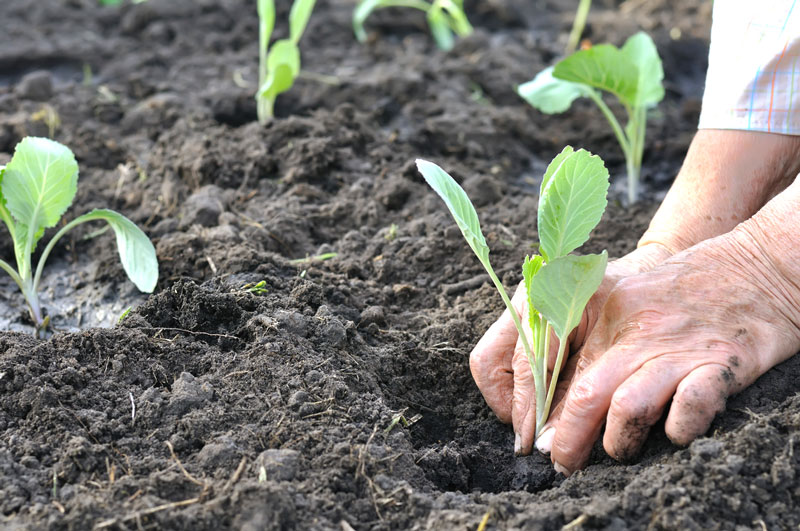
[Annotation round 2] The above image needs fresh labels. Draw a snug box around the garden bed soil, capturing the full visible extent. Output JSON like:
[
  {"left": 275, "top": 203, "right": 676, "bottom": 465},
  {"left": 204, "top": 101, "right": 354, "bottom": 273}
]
[{"left": 2, "top": 0, "right": 800, "bottom": 529}]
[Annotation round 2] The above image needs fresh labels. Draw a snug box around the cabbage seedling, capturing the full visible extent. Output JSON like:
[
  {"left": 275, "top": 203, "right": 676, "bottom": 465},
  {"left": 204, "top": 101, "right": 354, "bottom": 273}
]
[
  {"left": 518, "top": 32, "right": 663, "bottom": 204},
  {"left": 353, "top": 0, "right": 472, "bottom": 51},
  {"left": 0, "top": 137, "right": 158, "bottom": 335},
  {"left": 417, "top": 147, "right": 609, "bottom": 437},
  {"left": 256, "top": 0, "right": 316, "bottom": 123}
]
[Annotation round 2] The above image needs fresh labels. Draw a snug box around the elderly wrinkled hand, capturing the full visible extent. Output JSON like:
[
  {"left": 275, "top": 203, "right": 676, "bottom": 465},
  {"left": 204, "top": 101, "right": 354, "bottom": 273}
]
[{"left": 546, "top": 222, "right": 800, "bottom": 475}]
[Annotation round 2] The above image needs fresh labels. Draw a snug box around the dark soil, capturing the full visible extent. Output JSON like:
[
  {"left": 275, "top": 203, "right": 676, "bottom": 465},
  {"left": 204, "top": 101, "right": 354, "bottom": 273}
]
[{"left": 2, "top": 0, "right": 799, "bottom": 529}]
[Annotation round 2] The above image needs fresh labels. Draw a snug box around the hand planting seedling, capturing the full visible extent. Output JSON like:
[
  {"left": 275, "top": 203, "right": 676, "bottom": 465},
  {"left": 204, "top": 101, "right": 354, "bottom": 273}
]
[
  {"left": 353, "top": 0, "right": 472, "bottom": 51},
  {"left": 256, "top": 0, "right": 316, "bottom": 123},
  {"left": 417, "top": 147, "right": 609, "bottom": 438},
  {"left": 518, "top": 32, "right": 663, "bottom": 204},
  {"left": 0, "top": 137, "right": 158, "bottom": 335}
]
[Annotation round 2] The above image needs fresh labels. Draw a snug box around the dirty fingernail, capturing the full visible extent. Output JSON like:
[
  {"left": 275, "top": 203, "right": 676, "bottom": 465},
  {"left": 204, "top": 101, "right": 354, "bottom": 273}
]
[
  {"left": 534, "top": 427, "right": 555, "bottom": 455},
  {"left": 553, "top": 461, "right": 571, "bottom": 477},
  {"left": 514, "top": 433, "right": 522, "bottom": 455}
]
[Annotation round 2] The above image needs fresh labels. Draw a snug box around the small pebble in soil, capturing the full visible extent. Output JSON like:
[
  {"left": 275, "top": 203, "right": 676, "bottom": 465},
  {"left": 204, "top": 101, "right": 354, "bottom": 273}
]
[
  {"left": 16, "top": 70, "right": 53, "bottom": 101},
  {"left": 288, "top": 390, "right": 310, "bottom": 410},
  {"left": 359, "top": 305, "right": 386, "bottom": 327},
  {"left": 275, "top": 310, "right": 309, "bottom": 338},
  {"left": 463, "top": 174, "right": 502, "bottom": 206},
  {"left": 254, "top": 449, "right": 301, "bottom": 482},
  {"left": 689, "top": 438, "right": 723, "bottom": 461},
  {"left": 196, "top": 436, "right": 241, "bottom": 471},
  {"left": 315, "top": 306, "right": 347, "bottom": 348},
  {"left": 179, "top": 185, "right": 225, "bottom": 228},
  {"left": 511, "top": 454, "right": 558, "bottom": 492},
  {"left": 166, "top": 372, "right": 214, "bottom": 416}
]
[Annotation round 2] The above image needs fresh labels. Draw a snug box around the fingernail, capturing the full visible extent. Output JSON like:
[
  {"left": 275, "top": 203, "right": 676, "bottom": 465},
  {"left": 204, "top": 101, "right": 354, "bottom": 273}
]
[
  {"left": 534, "top": 427, "right": 555, "bottom": 455},
  {"left": 554, "top": 461, "right": 571, "bottom": 477},
  {"left": 514, "top": 433, "right": 522, "bottom": 455}
]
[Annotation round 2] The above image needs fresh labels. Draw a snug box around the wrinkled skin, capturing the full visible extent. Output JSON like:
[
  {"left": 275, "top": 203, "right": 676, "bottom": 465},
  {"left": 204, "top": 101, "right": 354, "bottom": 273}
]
[
  {"left": 550, "top": 227, "right": 800, "bottom": 473},
  {"left": 469, "top": 130, "right": 800, "bottom": 473}
]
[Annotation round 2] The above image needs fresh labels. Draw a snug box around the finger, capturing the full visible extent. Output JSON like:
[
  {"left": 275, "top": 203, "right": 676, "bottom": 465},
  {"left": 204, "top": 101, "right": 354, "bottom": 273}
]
[
  {"left": 550, "top": 343, "right": 641, "bottom": 475},
  {"left": 664, "top": 363, "right": 732, "bottom": 446},
  {"left": 512, "top": 298, "right": 537, "bottom": 456},
  {"left": 470, "top": 282, "right": 527, "bottom": 423},
  {"left": 603, "top": 359, "right": 685, "bottom": 461}
]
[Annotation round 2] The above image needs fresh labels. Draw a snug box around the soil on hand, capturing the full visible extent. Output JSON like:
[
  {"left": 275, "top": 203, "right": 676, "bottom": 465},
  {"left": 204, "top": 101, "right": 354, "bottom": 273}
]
[{"left": 2, "top": 0, "right": 799, "bottom": 529}]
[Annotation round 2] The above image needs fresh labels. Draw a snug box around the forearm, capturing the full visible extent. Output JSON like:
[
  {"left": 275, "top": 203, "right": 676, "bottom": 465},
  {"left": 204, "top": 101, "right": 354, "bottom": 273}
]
[
  {"left": 734, "top": 178, "right": 800, "bottom": 334},
  {"left": 639, "top": 129, "right": 800, "bottom": 254}
]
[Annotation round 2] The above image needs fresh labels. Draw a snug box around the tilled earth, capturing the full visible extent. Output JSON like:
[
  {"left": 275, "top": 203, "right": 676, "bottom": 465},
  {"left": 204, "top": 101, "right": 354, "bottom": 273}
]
[{"left": 3, "top": 0, "right": 800, "bottom": 529}]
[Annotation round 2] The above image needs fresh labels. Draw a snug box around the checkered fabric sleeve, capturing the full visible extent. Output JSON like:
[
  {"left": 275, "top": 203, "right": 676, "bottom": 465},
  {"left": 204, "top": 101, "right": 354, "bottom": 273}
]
[{"left": 699, "top": 0, "right": 800, "bottom": 134}]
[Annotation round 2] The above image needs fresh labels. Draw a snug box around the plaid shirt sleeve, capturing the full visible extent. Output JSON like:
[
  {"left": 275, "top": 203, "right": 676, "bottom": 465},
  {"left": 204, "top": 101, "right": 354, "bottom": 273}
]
[{"left": 699, "top": 0, "right": 800, "bottom": 134}]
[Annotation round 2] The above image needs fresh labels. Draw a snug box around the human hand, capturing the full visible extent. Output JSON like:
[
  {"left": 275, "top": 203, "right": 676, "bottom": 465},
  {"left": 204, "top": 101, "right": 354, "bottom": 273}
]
[
  {"left": 547, "top": 228, "right": 800, "bottom": 475},
  {"left": 469, "top": 243, "right": 673, "bottom": 456}
]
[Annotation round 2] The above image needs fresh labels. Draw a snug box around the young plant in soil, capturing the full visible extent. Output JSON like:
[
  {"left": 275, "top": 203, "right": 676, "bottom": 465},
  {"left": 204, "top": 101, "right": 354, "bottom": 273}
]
[
  {"left": 565, "top": 0, "right": 591, "bottom": 54},
  {"left": 518, "top": 32, "right": 663, "bottom": 204},
  {"left": 353, "top": 0, "right": 472, "bottom": 51},
  {"left": 0, "top": 137, "right": 158, "bottom": 335},
  {"left": 256, "top": 0, "right": 316, "bottom": 123},
  {"left": 417, "top": 147, "right": 609, "bottom": 437}
]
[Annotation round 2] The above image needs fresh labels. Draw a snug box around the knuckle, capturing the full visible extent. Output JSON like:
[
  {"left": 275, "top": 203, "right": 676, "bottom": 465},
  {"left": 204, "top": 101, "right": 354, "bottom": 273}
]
[
  {"left": 575, "top": 353, "right": 594, "bottom": 373},
  {"left": 610, "top": 389, "right": 644, "bottom": 419},
  {"left": 513, "top": 363, "right": 534, "bottom": 386},
  {"left": 569, "top": 375, "right": 599, "bottom": 413},
  {"left": 606, "top": 277, "right": 639, "bottom": 308},
  {"left": 469, "top": 344, "right": 486, "bottom": 366}
]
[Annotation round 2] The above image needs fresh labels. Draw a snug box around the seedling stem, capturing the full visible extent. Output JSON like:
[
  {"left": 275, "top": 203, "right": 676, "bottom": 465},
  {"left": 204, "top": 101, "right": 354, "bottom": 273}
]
[{"left": 566, "top": 0, "right": 591, "bottom": 54}]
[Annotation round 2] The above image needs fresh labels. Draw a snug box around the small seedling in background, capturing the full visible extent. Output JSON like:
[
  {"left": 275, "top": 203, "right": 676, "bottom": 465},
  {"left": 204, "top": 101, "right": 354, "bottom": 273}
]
[
  {"left": 256, "top": 0, "right": 317, "bottom": 123},
  {"left": 289, "top": 252, "right": 337, "bottom": 264},
  {"left": 384, "top": 223, "right": 398, "bottom": 241},
  {"left": 243, "top": 280, "right": 269, "bottom": 294},
  {"left": 0, "top": 137, "right": 158, "bottom": 335},
  {"left": 353, "top": 0, "right": 472, "bottom": 51},
  {"left": 118, "top": 307, "right": 132, "bottom": 323},
  {"left": 565, "top": 0, "right": 591, "bottom": 54},
  {"left": 82, "top": 63, "right": 93, "bottom": 87},
  {"left": 518, "top": 32, "right": 663, "bottom": 204},
  {"left": 31, "top": 105, "right": 61, "bottom": 139},
  {"left": 417, "top": 147, "right": 609, "bottom": 438},
  {"left": 384, "top": 408, "right": 422, "bottom": 435}
]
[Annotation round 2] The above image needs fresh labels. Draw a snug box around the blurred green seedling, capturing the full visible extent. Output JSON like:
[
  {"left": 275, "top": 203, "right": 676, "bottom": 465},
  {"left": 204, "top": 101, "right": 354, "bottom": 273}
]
[
  {"left": 353, "top": 0, "right": 472, "bottom": 51},
  {"left": 417, "top": 147, "right": 609, "bottom": 438},
  {"left": 565, "top": 0, "right": 591, "bottom": 54},
  {"left": 289, "top": 252, "right": 337, "bottom": 264},
  {"left": 0, "top": 137, "right": 158, "bottom": 335},
  {"left": 118, "top": 307, "right": 132, "bottom": 323},
  {"left": 243, "top": 280, "right": 269, "bottom": 294},
  {"left": 519, "top": 32, "right": 663, "bottom": 204},
  {"left": 384, "top": 408, "right": 422, "bottom": 435},
  {"left": 256, "top": 0, "right": 317, "bottom": 123}
]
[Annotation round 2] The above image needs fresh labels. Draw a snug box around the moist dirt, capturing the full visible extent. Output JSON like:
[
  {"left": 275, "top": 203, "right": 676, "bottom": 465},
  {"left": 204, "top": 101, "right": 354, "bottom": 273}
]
[{"left": 2, "top": 0, "right": 799, "bottom": 529}]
